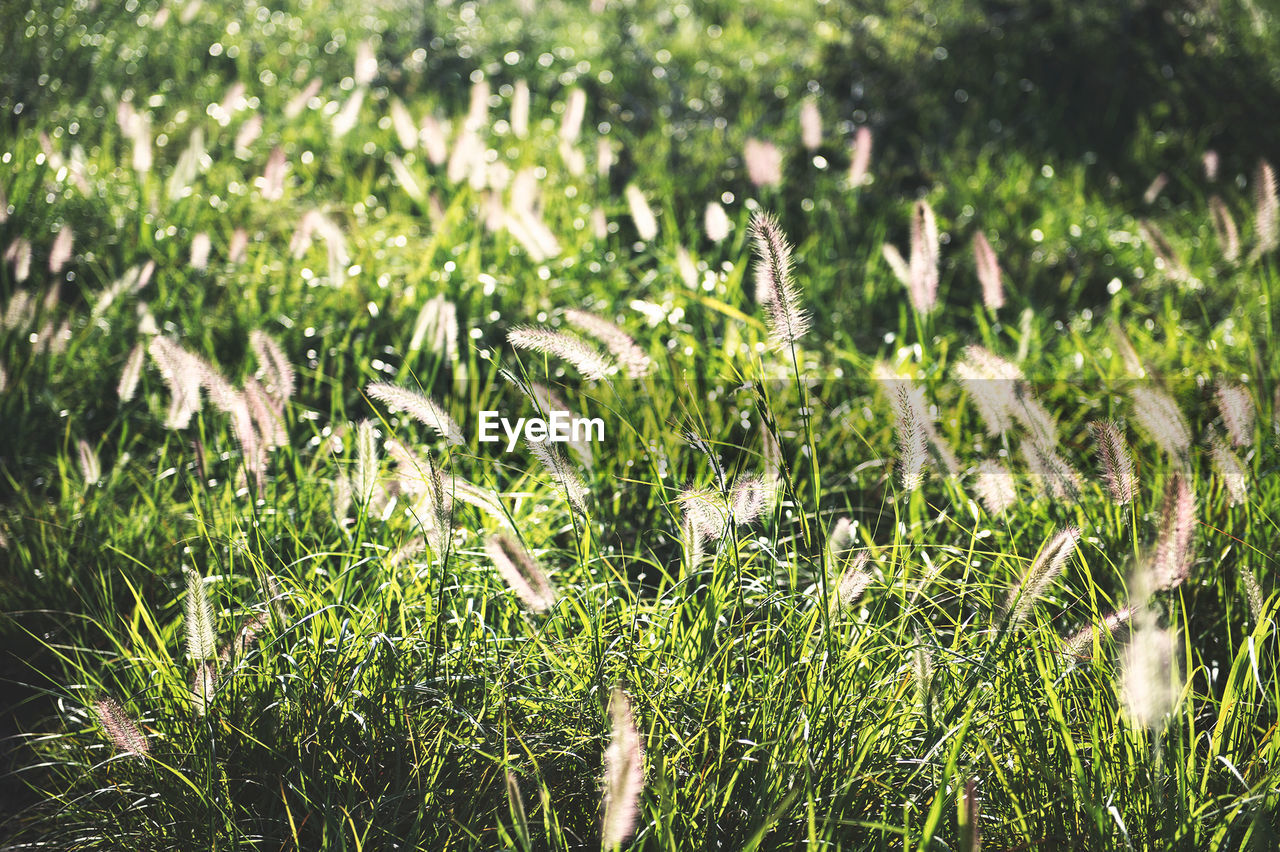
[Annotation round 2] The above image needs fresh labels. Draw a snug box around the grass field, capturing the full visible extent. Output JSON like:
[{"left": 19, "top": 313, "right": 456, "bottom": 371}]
[{"left": 2, "top": 0, "right": 1280, "bottom": 849}]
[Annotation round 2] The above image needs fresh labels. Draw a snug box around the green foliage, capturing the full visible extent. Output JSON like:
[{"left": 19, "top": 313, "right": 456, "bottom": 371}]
[{"left": 2, "top": 0, "right": 1280, "bottom": 849}]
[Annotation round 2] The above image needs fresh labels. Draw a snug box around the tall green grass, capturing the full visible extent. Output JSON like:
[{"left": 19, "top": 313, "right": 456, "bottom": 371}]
[{"left": 2, "top": 0, "right": 1279, "bottom": 849}]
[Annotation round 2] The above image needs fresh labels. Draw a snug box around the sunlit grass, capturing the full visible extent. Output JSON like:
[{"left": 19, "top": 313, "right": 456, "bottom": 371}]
[{"left": 2, "top": 0, "right": 1279, "bottom": 849}]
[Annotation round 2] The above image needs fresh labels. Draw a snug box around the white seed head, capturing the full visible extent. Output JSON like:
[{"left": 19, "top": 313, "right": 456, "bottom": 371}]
[{"left": 601, "top": 687, "right": 645, "bottom": 849}]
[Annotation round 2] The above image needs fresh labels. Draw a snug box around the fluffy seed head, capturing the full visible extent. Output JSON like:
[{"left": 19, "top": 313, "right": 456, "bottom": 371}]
[
  {"left": 291, "top": 210, "right": 348, "bottom": 283},
  {"left": 1215, "top": 382, "right": 1254, "bottom": 448},
  {"left": 447, "top": 126, "right": 481, "bottom": 184},
  {"left": 528, "top": 438, "right": 590, "bottom": 517},
  {"left": 1113, "top": 324, "right": 1148, "bottom": 375},
  {"left": 447, "top": 476, "right": 514, "bottom": 529},
  {"left": 1143, "top": 173, "right": 1169, "bottom": 205},
  {"left": 117, "top": 342, "right": 146, "bottom": 402},
  {"left": 954, "top": 345, "right": 1023, "bottom": 436},
  {"left": 284, "top": 78, "right": 322, "bottom": 120},
  {"left": 228, "top": 228, "right": 249, "bottom": 265},
  {"left": 389, "top": 98, "right": 418, "bottom": 151},
  {"left": 1150, "top": 473, "right": 1196, "bottom": 592},
  {"left": 388, "top": 153, "right": 425, "bottom": 203},
  {"left": 744, "top": 138, "right": 783, "bottom": 187},
  {"left": 728, "top": 475, "right": 770, "bottom": 526},
  {"left": 749, "top": 211, "right": 810, "bottom": 351},
  {"left": 625, "top": 184, "right": 658, "bottom": 242},
  {"left": 848, "top": 126, "right": 872, "bottom": 187},
  {"left": 1253, "top": 158, "right": 1278, "bottom": 257},
  {"left": 1209, "top": 196, "right": 1240, "bottom": 262},
  {"left": 409, "top": 295, "right": 460, "bottom": 361},
  {"left": 761, "top": 426, "right": 783, "bottom": 489},
  {"left": 503, "top": 204, "right": 562, "bottom": 261},
  {"left": 219, "top": 81, "right": 247, "bottom": 116},
  {"left": 185, "top": 572, "right": 217, "bottom": 661},
  {"left": 48, "top": 319, "right": 71, "bottom": 355},
  {"left": 679, "top": 488, "right": 730, "bottom": 541},
  {"left": 1119, "top": 615, "right": 1182, "bottom": 729},
  {"left": 137, "top": 303, "right": 159, "bottom": 337},
  {"left": 1064, "top": 606, "right": 1134, "bottom": 661},
  {"left": 76, "top": 439, "right": 101, "bottom": 486},
  {"left": 132, "top": 114, "right": 153, "bottom": 173},
  {"left": 506, "top": 770, "right": 529, "bottom": 841},
  {"left": 560, "top": 88, "right": 587, "bottom": 144},
  {"left": 189, "top": 232, "right": 211, "bottom": 270},
  {"left": 465, "top": 78, "right": 490, "bottom": 132},
  {"left": 881, "top": 242, "right": 909, "bottom": 287},
  {"left": 4, "top": 237, "right": 31, "bottom": 284},
  {"left": 2, "top": 288, "right": 32, "bottom": 332},
  {"left": 565, "top": 309, "right": 652, "bottom": 378},
  {"left": 191, "top": 659, "right": 217, "bottom": 716},
  {"left": 525, "top": 382, "right": 593, "bottom": 469},
  {"left": 1089, "top": 420, "right": 1136, "bottom": 504},
  {"left": 704, "top": 201, "right": 732, "bottom": 243},
  {"left": 912, "top": 636, "right": 935, "bottom": 710},
  {"left": 258, "top": 146, "right": 287, "bottom": 200},
  {"left": 1010, "top": 386, "right": 1059, "bottom": 449},
  {"left": 971, "top": 230, "right": 1004, "bottom": 310},
  {"left": 366, "top": 382, "right": 464, "bottom": 445},
  {"left": 148, "top": 337, "right": 204, "bottom": 429},
  {"left": 49, "top": 224, "right": 74, "bottom": 275},
  {"left": 1130, "top": 386, "right": 1192, "bottom": 460},
  {"left": 508, "top": 327, "right": 616, "bottom": 381},
  {"left": 1007, "top": 526, "right": 1080, "bottom": 627},
  {"left": 972, "top": 459, "right": 1017, "bottom": 514},
  {"left": 420, "top": 114, "right": 450, "bottom": 165},
  {"left": 1209, "top": 437, "right": 1248, "bottom": 507},
  {"left": 249, "top": 330, "right": 295, "bottom": 408},
  {"left": 676, "top": 246, "right": 698, "bottom": 290},
  {"left": 333, "top": 473, "right": 352, "bottom": 526},
  {"left": 392, "top": 446, "right": 453, "bottom": 555},
  {"left": 353, "top": 420, "right": 381, "bottom": 506},
  {"left": 892, "top": 383, "right": 928, "bottom": 492},
  {"left": 166, "top": 128, "right": 206, "bottom": 201},
  {"left": 597, "top": 137, "right": 615, "bottom": 178},
  {"left": 601, "top": 687, "right": 645, "bottom": 849},
  {"left": 243, "top": 376, "right": 287, "bottom": 448},
  {"left": 1242, "top": 571, "right": 1265, "bottom": 623},
  {"left": 354, "top": 40, "right": 377, "bottom": 86},
  {"left": 93, "top": 698, "right": 149, "bottom": 758},
  {"left": 907, "top": 200, "right": 940, "bottom": 314},
  {"left": 235, "top": 113, "right": 263, "bottom": 155},
  {"left": 485, "top": 533, "right": 558, "bottom": 613},
  {"left": 1203, "top": 150, "right": 1219, "bottom": 181},
  {"left": 826, "top": 516, "right": 855, "bottom": 559},
  {"left": 1021, "top": 439, "right": 1083, "bottom": 502},
  {"left": 510, "top": 80, "right": 530, "bottom": 138},
  {"left": 834, "top": 550, "right": 872, "bottom": 609},
  {"left": 800, "top": 99, "right": 822, "bottom": 151},
  {"left": 1137, "top": 219, "right": 1188, "bottom": 281}
]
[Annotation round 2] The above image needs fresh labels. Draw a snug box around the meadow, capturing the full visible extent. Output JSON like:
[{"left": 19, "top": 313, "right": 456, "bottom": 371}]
[{"left": 1, "top": 0, "right": 1279, "bottom": 849}]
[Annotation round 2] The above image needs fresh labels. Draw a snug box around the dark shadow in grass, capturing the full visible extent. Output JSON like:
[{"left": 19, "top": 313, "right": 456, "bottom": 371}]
[{"left": 820, "top": 0, "right": 1280, "bottom": 189}]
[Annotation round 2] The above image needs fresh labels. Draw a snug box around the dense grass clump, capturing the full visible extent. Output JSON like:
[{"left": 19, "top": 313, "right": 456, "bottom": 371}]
[{"left": 2, "top": 0, "right": 1280, "bottom": 849}]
